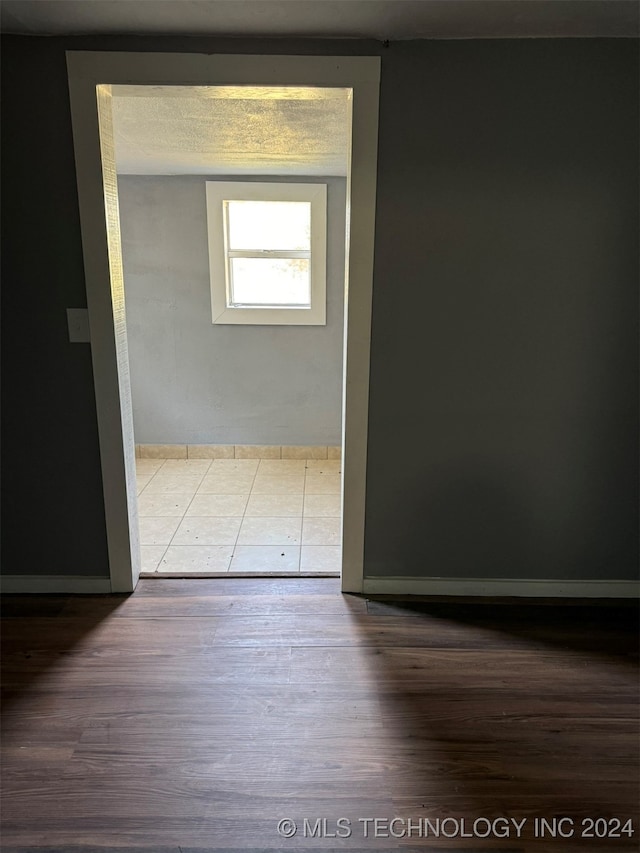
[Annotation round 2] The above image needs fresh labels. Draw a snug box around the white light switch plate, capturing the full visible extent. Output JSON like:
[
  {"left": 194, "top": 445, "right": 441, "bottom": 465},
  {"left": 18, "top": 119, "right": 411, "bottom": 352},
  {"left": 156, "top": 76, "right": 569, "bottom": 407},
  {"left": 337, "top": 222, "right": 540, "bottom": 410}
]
[{"left": 67, "top": 308, "right": 91, "bottom": 343}]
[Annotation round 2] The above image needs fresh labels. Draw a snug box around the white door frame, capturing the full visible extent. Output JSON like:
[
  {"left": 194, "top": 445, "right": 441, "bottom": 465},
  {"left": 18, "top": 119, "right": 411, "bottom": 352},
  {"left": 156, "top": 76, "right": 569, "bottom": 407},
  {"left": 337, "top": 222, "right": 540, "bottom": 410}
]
[{"left": 66, "top": 51, "right": 380, "bottom": 593}]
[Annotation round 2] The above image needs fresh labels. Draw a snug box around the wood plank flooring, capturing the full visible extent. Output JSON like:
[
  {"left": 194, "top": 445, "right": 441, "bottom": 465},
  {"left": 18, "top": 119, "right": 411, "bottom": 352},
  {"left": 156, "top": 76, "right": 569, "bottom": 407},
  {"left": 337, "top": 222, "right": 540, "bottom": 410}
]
[{"left": 1, "top": 578, "right": 638, "bottom": 851}]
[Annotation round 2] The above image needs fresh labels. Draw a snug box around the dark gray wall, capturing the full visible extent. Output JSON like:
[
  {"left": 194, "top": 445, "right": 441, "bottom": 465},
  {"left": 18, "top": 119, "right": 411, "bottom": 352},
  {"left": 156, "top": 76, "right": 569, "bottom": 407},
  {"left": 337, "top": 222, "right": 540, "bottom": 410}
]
[
  {"left": 118, "top": 175, "right": 346, "bottom": 446},
  {"left": 365, "top": 40, "right": 639, "bottom": 580},
  {"left": 2, "top": 36, "right": 637, "bottom": 582}
]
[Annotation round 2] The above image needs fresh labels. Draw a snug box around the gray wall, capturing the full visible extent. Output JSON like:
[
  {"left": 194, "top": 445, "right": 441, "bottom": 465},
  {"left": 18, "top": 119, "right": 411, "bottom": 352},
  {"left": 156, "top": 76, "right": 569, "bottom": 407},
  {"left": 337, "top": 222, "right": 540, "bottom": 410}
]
[
  {"left": 118, "top": 175, "right": 346, "bottom": 446},
  {"left": 364, "top": 40, "right": 639, "bottom": 580},
  {"left": 2, "top": 36, "right": 637, "bottom": 582}
]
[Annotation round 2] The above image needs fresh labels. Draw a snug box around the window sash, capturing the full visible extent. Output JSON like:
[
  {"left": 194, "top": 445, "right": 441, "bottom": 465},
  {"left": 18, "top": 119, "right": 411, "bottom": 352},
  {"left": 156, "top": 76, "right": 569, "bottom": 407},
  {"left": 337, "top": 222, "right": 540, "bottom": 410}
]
[
  {"left": 223, "top": 199, "right": 312, "bottom": 307},
  {"left": 226, "top": 255, "right": 312, "bottom": 309},
  {"left": 227, "top": 249, "right": 311, "bottom": 259}
]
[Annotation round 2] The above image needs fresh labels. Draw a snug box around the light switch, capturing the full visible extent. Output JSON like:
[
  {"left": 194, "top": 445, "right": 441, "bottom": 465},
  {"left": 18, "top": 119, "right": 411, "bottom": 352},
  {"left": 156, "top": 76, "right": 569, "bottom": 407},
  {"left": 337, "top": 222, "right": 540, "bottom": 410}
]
[{"left": 67, "top": 308, "right": 91, "bottom": 343}]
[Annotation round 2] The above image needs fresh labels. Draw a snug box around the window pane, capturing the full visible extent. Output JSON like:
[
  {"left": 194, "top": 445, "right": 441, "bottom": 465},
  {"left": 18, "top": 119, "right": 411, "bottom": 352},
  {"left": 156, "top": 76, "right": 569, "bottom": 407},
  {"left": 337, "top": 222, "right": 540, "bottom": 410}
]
[
  {"left": 229, "top": 258, "right": 310, "bottom": 307},
  {"left": 226, "top": 201, "right": 310, "bottom": 251}
]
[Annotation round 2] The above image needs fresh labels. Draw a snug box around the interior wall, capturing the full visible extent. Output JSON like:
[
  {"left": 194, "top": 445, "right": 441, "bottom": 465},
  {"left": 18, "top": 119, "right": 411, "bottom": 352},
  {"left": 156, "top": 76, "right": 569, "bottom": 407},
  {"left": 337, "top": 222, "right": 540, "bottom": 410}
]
[
  {"left": 118, "top": 175, "right": 346, "bottom": 446},
  {"left": 364, "top": 39, "right": 639, "bottom": 580},
  {"left": 1, "top": 35, "right": 637, "bottom": 582}
]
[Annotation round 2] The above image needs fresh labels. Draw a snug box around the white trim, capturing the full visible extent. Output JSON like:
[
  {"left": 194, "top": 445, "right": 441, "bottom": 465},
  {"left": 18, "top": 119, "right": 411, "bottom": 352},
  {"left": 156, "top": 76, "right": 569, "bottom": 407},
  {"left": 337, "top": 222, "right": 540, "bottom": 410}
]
[
  {"left": 363, "top": 577, "right": 640, "bottom": 598},
  {"left": 66, "top": 74, "right": 141, "bottom": 593},
  {"left": 0, "top": 576, "right": 112, "bottom": 594},
  {"left": 340, "top": 74, "right": 379, "bottom": 593},
  {"left": 206, "top": 181, "right": 327, "bottom": 325},
  {"left": 66, "top": 52, "right": 380, "bottom": 595}
]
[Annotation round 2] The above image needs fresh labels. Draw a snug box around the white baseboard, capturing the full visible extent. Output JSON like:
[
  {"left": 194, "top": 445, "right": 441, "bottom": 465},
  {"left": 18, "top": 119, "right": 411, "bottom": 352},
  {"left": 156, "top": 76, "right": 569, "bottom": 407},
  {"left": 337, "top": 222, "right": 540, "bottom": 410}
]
[
  {"left": 362, "top": 577, "right": 639, "bottom": 598},
  {"left": 0, "top": 575, "right": 112, "bottom": 594},
  {"left": 2, "top": 574, "right": 635, "bottom": 598}
]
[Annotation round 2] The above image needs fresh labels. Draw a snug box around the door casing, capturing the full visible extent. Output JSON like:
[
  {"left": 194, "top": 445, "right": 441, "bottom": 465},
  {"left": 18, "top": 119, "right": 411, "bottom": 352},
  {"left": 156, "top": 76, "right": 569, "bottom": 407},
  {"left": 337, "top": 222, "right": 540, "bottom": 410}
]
[{"left": 66, "top": 51, "right": 380, "bottom": 592}]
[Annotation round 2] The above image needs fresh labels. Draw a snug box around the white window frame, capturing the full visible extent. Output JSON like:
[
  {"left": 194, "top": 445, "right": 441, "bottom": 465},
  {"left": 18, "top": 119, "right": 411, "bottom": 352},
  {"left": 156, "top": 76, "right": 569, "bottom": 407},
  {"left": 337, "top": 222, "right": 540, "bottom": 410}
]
[{"left": 206, "top": 181, "right": 327, "bottom": 325}]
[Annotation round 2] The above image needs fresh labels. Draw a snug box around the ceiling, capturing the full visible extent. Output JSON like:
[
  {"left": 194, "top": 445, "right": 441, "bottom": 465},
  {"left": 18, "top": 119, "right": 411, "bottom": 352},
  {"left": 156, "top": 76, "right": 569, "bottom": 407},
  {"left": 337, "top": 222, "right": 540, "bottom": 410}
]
[
  {"left": 8, "top": 1, "right": 636, "bottom": 175},
  {"left": 112, "top": 85, "right": 350, "bottom": 176},
  {"left": 1, "top": 0, "right": 638, "bottom": 40}
]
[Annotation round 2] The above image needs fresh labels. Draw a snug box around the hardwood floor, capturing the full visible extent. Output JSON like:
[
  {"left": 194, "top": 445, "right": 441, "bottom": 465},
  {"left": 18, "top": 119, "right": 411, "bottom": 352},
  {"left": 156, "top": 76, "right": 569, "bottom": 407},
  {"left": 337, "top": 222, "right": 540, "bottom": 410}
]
[{"left": 1, "top": 578, "right": 638, "bottom": 851}]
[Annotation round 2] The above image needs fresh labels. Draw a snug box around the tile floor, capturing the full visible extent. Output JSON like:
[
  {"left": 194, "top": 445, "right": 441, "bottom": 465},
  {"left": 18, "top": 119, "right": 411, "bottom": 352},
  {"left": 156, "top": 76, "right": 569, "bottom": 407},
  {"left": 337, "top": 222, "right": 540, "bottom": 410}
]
[{"left": 136, "top": 457, "right": 342, "bottom": 574}]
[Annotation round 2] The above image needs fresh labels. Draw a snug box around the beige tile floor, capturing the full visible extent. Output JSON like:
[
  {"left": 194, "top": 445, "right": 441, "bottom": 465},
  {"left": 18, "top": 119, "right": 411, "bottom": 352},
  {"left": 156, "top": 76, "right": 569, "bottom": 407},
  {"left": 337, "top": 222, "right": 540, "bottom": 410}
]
[{"left": 136, "top": 457, "right": 342, "bottom": 574}]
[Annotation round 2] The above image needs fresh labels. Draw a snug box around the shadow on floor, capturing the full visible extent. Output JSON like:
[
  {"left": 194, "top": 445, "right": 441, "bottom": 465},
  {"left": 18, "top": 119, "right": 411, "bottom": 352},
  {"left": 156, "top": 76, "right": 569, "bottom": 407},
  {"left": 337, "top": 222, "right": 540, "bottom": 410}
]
[
  {"left": 348, "top": 595, "right": 639, "bottom": 846},
  {"left": 362, "top": 596, "right": 639, "bottom": 662},
  {"left": 1, "top": 594, "right": 128, "bottom": 713}
]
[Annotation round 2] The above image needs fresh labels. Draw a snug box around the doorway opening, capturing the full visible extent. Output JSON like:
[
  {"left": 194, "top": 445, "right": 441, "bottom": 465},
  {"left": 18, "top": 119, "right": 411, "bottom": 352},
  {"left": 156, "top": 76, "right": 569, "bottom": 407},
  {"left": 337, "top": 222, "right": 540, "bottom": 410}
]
[
  {"left": 67, "top": 52, "right": 380, "bottom": 592},
  {"left": 112, "top": 84, "right": 349, "bottom": 578}
]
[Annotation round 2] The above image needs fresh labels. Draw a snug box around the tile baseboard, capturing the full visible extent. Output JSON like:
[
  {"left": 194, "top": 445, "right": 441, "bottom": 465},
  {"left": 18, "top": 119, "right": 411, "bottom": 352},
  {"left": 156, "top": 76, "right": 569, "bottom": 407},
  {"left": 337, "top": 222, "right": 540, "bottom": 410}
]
[
  {"left": 137, "top": 444, "right": 342, "bottom": 460},
  {"left": 138, "top": 444, "right": 187, "bottom": 459},
  {"left": 186, "top": 444, "right": 235, "bottom": 459}
]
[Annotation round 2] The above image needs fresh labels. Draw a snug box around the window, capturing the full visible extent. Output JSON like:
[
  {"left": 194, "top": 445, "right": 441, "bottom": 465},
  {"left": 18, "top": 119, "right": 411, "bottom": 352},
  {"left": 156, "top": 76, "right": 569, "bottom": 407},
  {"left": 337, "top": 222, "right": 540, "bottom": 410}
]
[{"left": 206, "top": 182, "right": 327, "bottom": 325}]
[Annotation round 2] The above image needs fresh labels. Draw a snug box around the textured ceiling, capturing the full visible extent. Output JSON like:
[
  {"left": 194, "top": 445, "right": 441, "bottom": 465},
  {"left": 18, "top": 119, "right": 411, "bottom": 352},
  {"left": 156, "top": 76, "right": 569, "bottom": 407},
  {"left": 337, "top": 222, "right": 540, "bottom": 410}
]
[
  {"left": 2, "top": 0, "right": 638, "bottom": 39},
  {"left": 111, "top": 86, "right": 351, "bottom": 176}
]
